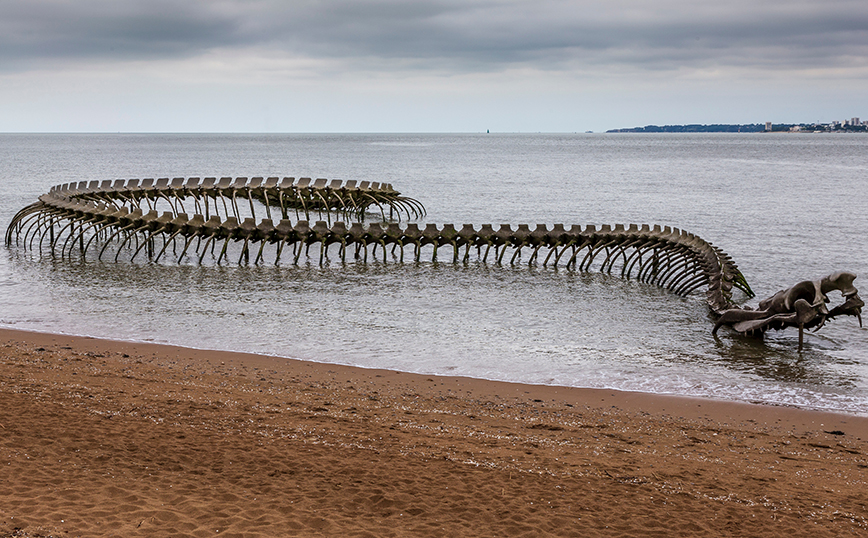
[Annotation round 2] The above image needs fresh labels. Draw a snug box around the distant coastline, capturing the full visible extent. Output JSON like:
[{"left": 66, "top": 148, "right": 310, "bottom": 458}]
[{"left": 607, "top": 121, "right": 866, "bottom": 133}]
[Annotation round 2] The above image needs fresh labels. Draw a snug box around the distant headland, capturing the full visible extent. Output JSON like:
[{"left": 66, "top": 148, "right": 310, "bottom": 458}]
[{"left": 607, "top": 118, "right": 866, "bottom": 133}]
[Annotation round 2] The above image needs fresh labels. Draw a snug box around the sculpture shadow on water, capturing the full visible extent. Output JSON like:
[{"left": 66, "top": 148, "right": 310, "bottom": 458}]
[{"left": 711, "top": 331, "right": 862, "bottom": 388}]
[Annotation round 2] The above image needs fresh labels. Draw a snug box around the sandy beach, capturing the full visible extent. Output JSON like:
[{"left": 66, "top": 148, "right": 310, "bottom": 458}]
[{"left": 1, "top": 327, "right": 866, "bottom": 537}]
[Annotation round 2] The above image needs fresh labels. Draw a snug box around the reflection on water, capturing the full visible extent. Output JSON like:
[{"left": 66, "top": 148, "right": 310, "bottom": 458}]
[{"left": 712, "top": 335, "right": 859, "bottom": 388}]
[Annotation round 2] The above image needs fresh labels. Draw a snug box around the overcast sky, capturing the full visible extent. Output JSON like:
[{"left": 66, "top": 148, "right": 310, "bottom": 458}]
[{"left": 2, "top": 0, "right": 866, "bottom": 132}]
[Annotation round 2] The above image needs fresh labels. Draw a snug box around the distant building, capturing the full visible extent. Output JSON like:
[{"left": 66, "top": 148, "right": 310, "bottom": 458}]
[
  {"left": 765, "top": 122, "right": 772, "bottom": 131},
  {"left": 853, "top": 117, "right": 861, "bottom": 126}
]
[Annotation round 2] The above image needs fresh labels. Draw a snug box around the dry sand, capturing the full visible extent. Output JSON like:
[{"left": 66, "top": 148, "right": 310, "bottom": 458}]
[{"left": 1, "top": 327, "right": 866, "bottom": 537}]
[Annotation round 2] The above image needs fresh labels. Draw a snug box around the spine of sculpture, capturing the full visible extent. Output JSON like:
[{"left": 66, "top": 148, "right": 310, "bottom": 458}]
[{"left": 5, "top": 176, "right": 755, "bottom": 315}]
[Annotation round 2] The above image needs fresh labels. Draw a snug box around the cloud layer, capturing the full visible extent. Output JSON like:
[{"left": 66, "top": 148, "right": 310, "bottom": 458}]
[
  {"left": 2, "top": 0, "right": 866, "bottom": 131},
  {"left": 4, "top": 0, "right": 867, "bottom": 73}
]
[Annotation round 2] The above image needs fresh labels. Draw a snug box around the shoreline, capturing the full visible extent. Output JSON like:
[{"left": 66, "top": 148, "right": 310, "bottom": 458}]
[
  {"left": 2, "top": 327, "right": 867, "bottom": 536},
  {"left": 4, "top": 325, "right": 866, "bottom": 422}
]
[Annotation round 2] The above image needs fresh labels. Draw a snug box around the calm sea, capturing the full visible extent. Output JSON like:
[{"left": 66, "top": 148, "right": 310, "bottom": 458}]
[{"left": 1, "top": 133, "right": 866, "bottom": 414}]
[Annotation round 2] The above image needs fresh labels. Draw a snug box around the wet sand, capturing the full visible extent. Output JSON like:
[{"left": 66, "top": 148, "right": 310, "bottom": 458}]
[{"left": 1, "top": 327, "right": 867, "bottom": 537}]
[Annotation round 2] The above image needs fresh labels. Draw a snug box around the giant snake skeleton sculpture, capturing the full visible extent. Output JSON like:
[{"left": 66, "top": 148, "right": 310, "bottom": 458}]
[{"left": 6, "top": 176, "right": 864, "bottom": 350}]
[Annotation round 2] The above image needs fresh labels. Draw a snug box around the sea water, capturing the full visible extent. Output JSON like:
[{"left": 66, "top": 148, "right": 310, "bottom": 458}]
[{"left": 1, "top": 133, "right": 866, "bottom": 414}]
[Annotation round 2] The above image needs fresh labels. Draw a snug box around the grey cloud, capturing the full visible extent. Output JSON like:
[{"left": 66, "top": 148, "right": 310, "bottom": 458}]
[
  {"left": 2, "top": 0, "right": 867, "bottom": 73},
  {"left": 1, "top": 0, "right": 239, "bottom": 65}
]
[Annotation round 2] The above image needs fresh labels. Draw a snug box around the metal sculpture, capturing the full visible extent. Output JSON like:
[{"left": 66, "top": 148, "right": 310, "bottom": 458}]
[
  {"left": 713, "top": 272, "right": 863, "bottom": 350},
  {"left": 5, "top": 176, "right": 862, "bottom": 349}
]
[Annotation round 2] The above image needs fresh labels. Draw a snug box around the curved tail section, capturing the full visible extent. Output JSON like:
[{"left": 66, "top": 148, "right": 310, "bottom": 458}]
[{"left": 6, "top": 177, "right": 754, "bottom": 314}]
